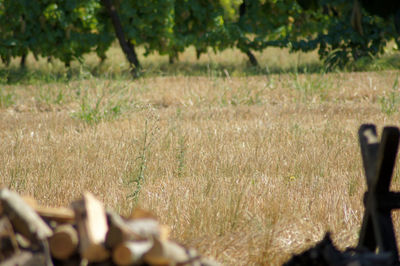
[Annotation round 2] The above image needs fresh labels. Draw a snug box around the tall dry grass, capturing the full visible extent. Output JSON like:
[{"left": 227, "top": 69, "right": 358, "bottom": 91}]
[{"left": 1, "top": 47, "right": 400, "bottom": 265}]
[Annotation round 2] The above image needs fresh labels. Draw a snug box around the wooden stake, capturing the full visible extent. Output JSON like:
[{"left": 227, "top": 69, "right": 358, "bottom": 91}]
[
  {"left": 72, "top": 192, "right": 109, "bottom": 262},
  {"left": 112, "top": 240, "right": 153, "bottom": 266},
  {"left": 49, "top": 224, "right": 78, "bottom": 260},
  {"left": 0, "top": 188, "right": 52, "bottom": 243}
]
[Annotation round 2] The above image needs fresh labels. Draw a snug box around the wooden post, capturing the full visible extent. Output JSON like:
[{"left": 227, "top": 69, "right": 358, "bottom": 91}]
[{"left": 357, "top": 124, "right": 400, "bottom": 263}]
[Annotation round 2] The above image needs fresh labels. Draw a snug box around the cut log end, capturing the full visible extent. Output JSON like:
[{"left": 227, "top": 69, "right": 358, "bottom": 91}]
[
  {"left": 112, "top": 240, "right": 152, "bottom": 266},
  {"left": 49, "top": 224, "right": 78, "bottom": 260}
]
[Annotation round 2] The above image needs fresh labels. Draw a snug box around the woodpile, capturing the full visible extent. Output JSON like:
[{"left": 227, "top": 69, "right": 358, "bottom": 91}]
[{"left": 0, "top": 188, "right": 219, "bottom": 266}]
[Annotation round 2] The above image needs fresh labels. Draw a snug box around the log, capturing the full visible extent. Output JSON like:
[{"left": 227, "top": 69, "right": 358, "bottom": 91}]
[
  {"left": 159, "top": 225, "right": 170, "bottom": 241},
  {"left": 106, "top": 212, "right": 169, "bottom": 249},
  {"left": 23, "top": 196, "right": 75, "bottom": 224},
  {"left": 15, "top": 234, "right": 31, "bottom": 249},
  {"left": 112, "top": 240, "right": 153, "bottom": 266},
  {"left": 143, "top": 238, "right": 190, "bottom": 265},
  {"left": 0, "top": 217, "right": 19, "bottom": 260},
  {"left": 72, "top": 192, "right": 109, "bottom": 262},
  {"left": 0, "top": 188, "right": 52, "bottom": 243},
  {"left": 105, "top": 212, "right": 142, "bottom": 249},
  {"left": 129, "top": 207, "right": 157, "bottom": 219},
  {"left": 34, "top": 205, "right": 75, "bottom": 224},
  {"left": 126, "top": 218, "right": 168, "bottom": 240},
  {"left": 49, "top": 224, "right": 78, "bottom": 260}
]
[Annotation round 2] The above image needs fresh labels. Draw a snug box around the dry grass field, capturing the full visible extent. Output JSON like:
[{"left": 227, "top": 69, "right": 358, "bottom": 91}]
[{"left": 1, "top": 46, "right": 400, "bottom": 265}]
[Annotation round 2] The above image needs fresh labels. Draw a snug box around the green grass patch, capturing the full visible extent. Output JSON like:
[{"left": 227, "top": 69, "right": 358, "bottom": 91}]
[
  {"left": 379, "top": 76, "right": 400, "bottom": 115},
  {"left": 71, "top": 84, "right": 137, "bottom": 124},
  {"left": 0, "top": 87, "right": 16, "bottom": 108}
]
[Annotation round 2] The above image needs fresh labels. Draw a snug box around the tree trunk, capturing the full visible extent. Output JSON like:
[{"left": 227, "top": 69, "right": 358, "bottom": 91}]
[
  {"left": 351, "top": 0, "right": 363, "bottom": 35},
  {"left": 20, "top": 53, "right": 27, "bottom": 68},
  {"left": 101, "top": 0, "right": 140, "bottom": 77},
  {"left": 1, "top": 56, "right": 10, "bottom": 67},
  {"left": 395, "top": 9, "right": 400, "bottom": 35},
  {"left": 246, "top": 50, "right": 259, "bottom": 67}
]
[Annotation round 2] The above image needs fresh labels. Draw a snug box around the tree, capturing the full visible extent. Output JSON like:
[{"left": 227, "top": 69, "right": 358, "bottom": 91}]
[{"left": 101, "top": 0, "right": 140, "bottom": 76}]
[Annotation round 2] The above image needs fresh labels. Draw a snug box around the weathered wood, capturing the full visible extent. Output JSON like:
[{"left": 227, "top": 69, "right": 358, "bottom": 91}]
[
  {"left": 105, "top": 211, "right": 142, "bottom": 249},
  {"left": 358, "top": 124, "right": 380, "bottom": 251},
  {"left": 0, "top": 188, "right": 53, "bottom": 243},
  {"left": 129, "top": 207, "right": 157, "bottom": 219},
  {"left": 144, "top": 238, "right": 189, "bottom": 265},
  {"left": 106, "top": 211, "right": 169, "bottom": 249},
  {"left": 35, "top": 205, "right": 75, "bottom": 224},
  {"left": 1, "top": 189, "right": 216, "bottom": 265},
  {"left": 375, "top": 127, "right": 399, "bottom": 193},
  {"left": 23, "top": 195, "right": 75, "bottom": 224},
  {"left": 357, "top": 125, "right": 400, "bottom": 262},
  {"left": 128, "top": 208, "right": 170, "bottom": 240},
  {"left": 112, "top": 240, "right": 153, "bottom": 266},
  {"left": 127, "top": 218, "right": 168, "bottom": 240},
  {"left": 49, "top": 224, "right": 78, "bottom": 260},
  {"left": 369, "top": 191, "right": 400, "bottom": 210},
  {"left": 72, "top": 192, "right": 109, "bottom": 262},
  {"left": 0, "top": 216, "right": 19, "bottom": 260}
]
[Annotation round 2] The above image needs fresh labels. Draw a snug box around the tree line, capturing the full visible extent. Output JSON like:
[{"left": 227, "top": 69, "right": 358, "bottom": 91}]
[{"left": 0, "top": 0, "right": 399, "bottom": 76}]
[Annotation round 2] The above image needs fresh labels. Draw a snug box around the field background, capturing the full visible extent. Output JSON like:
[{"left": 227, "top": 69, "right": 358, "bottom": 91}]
[{"left": 2, "top": 46, "right": 400, "bottom": 265}]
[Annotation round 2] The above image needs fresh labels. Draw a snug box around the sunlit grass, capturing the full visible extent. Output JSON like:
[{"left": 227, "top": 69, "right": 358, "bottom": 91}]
[
  {"left": 1, "top": 46, "right": 400, "bottom": 265},
  {"left": 0, "top": 45, "right": 323, "bottom": 83}
]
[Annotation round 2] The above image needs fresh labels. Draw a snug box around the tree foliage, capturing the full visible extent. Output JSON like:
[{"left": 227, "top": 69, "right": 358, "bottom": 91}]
[
  {"left": 0, "top": 0, "right": 113, "bottom": 66},
  {"left": 0, "top": 0, "right": 398, "bottom": 71},
  {"left": 291, "top": 0, "right": 398, "bottom": 69}
]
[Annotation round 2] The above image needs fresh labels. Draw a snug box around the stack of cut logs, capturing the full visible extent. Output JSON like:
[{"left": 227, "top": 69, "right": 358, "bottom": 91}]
[{"left": 0, "top": 188, "right": 219, "bottom": 266}]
